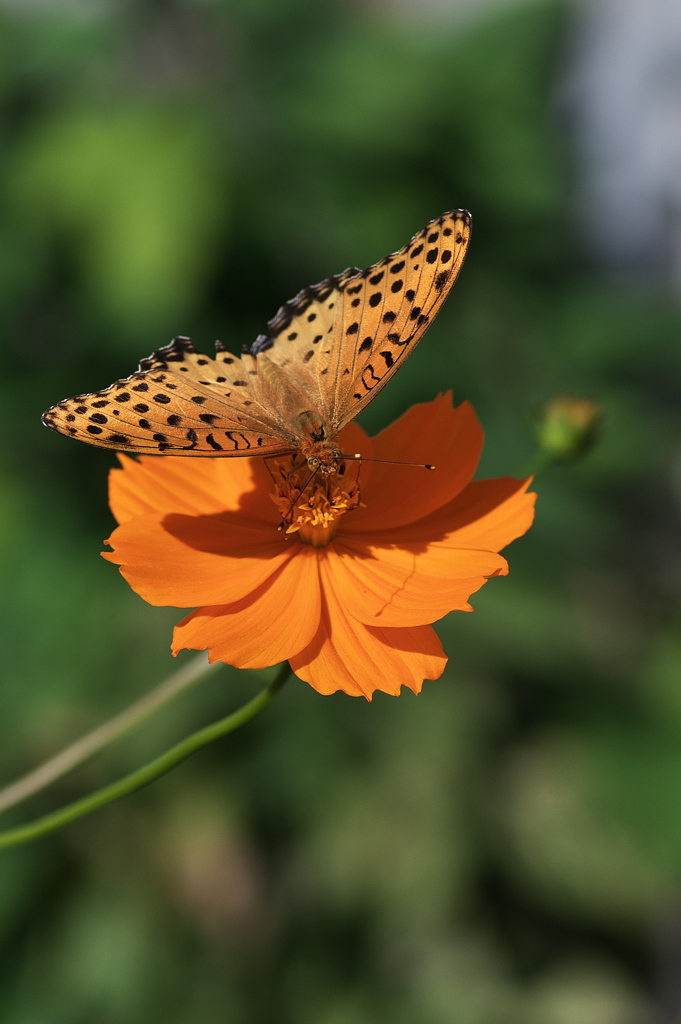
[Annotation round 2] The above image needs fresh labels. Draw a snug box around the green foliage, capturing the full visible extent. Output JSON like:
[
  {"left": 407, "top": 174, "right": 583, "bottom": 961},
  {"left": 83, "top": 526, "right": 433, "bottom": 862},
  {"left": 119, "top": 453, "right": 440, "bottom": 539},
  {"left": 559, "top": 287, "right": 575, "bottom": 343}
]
[
  {"left": 1, "top": 0, "right": 680, "bottom": 1020},
  {"left": 10, "top": 103, "right": 229, "bottom": 341}
]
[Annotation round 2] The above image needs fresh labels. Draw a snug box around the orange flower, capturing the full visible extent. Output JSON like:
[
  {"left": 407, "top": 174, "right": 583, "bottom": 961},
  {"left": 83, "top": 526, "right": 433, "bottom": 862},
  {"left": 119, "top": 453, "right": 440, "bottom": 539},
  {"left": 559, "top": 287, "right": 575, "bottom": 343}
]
[{"left": 103, "top": 394, "right": 535, "bottom": 698}]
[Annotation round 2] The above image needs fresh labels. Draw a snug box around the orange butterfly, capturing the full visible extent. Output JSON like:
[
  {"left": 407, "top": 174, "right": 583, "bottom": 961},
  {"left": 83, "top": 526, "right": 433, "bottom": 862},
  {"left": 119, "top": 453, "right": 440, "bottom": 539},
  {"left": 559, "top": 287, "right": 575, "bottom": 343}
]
[{"left": 43, "top": 210, "right": 471, "bottom": 474}]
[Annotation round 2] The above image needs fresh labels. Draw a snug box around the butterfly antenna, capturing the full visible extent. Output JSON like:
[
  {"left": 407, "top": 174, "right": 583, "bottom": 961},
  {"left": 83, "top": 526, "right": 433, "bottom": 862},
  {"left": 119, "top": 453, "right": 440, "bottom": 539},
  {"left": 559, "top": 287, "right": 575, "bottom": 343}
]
[{"left": 341, "top": 454, "right": 435, "bottom": 470}]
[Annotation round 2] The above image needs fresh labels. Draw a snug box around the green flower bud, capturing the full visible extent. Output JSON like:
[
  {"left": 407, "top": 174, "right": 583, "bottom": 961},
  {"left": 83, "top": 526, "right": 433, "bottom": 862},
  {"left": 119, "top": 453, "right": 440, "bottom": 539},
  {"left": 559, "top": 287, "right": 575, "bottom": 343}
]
[{"left": 535, "top": 398, "right": 602, "bottom": 463}]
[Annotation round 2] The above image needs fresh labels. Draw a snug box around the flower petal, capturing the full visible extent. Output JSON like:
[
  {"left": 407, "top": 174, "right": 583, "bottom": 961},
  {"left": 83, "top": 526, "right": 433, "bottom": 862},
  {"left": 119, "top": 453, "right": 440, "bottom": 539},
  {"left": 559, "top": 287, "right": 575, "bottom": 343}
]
[
  {"left": 343, "top": 393, "right": 483, "bottom": 533},
  {"left": 328, "top": 542, "right": 506, "bottom": 626},
  {"left": 172, "top": 547, "right": 321, "bottom": 669},
  {"left": 103, "top": 512, "right": 292, "bottom": 606},
  {"left": 335, "top": 421, "right": 375, "bottom": 485},
  {"left": 368, "top": 476, "right": 536, "bottom": 551},
  {"left": 290, "top": 554, "right": 447, "bottom": 697},
  {"left": 109, "top": 454, "right": 276, "bottom": 525}
]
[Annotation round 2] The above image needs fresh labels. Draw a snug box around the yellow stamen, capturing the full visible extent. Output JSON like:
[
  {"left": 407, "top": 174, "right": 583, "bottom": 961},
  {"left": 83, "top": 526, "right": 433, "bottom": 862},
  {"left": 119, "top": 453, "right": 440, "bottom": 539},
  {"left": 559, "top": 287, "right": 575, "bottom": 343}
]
[{"left": 270, "top": 458, "right": 360, "bottom": 546}]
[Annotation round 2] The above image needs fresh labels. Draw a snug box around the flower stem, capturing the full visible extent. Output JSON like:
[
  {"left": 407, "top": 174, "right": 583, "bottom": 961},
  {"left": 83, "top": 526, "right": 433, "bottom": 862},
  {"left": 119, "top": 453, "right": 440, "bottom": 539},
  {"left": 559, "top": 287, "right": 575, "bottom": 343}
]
[
  {"left": 0, "top": 652, "right": 219, "bottom": 816},
  {"left": 0, "top": 664, "right": 291, "bottom": 851}
]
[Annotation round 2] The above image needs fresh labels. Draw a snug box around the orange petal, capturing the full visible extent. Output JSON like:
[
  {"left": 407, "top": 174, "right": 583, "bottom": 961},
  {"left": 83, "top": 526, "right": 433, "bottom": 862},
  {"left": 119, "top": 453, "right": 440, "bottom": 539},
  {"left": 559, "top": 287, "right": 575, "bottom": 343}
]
[
  {"left": 290, "top": 554, "right": 447, "bottom": 697},
  {"left": 103, "top": 512, "right": 292, "bottom": 606},
  {"left": 369, "top": 477, "right": 536, "bottom": 551},
  {"left": 335, "top": 421, "right": 375, "bottom": 486},
  {"left": 108, "top": 453, "right": 276, "bottom": 525},
  {"left": 328, "top": 542, "right": 506, "bottom": 626},
  {"left": 172, "top": 547, "right": 321, "bottom": 669},
  {"left": 343, "top": 394, "right": 482, "bottom": 533}
]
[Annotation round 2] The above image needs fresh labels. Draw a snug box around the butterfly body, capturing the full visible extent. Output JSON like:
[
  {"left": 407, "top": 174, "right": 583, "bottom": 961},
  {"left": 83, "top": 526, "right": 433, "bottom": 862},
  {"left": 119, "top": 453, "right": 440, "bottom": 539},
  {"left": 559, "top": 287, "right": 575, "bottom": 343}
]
[
  {"left": 43, "top": 210, "right": 472, "bottom": 468},
  {"left": 294, "top": 411, "right": 343, "bottom": 474}
]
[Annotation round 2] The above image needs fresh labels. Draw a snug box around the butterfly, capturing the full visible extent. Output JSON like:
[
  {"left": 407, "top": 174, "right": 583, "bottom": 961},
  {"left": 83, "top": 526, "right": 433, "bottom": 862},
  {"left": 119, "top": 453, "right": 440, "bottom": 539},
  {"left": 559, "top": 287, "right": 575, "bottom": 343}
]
[{"left": 43, "top": 209, "right": 471, "bottom": 474}]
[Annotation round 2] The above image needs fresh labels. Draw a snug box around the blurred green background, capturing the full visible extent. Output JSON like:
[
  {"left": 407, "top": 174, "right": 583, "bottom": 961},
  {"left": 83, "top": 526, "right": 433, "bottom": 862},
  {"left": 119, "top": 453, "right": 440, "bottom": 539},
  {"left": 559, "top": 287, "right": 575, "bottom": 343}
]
[{"left": 1, "top": 1, "right": 680, "bottom": 1021}]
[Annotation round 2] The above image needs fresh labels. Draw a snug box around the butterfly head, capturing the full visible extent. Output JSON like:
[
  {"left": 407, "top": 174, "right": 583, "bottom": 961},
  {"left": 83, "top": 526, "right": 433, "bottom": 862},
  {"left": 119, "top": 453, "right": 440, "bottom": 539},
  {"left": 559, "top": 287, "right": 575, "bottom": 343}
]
[
  {"left": 296, "top": 411, "right": 343, "bottom": 476},
  {"left": 304, "top": 447, "right": 343, "bottom": 476}
]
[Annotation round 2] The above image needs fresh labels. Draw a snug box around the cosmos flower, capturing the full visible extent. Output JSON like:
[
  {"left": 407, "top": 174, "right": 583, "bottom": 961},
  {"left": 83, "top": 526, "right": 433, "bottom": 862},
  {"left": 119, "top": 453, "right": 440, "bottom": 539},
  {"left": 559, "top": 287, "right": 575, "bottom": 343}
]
[{"left": 103, "top": 394, "right": 535, "bottom": 698}]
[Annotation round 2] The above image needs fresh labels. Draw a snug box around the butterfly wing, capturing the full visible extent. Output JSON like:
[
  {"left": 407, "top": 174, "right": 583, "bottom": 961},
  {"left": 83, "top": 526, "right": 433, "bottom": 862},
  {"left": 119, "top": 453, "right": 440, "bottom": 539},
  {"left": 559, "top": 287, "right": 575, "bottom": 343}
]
[
  {"left": 42, "top": 337, "right": 299, "bottom": 457},
  {"left": 245, "top": 264, "right": 360, "bottom": 432},
  {"left": 332, "top": 209, "right": 471, "bottom": 428},
  {"left": 43, "top": 210, "right": 471, "bottom": 457},
  {"left": 255, "top": 209, "right": 471, "bottom": 430}
]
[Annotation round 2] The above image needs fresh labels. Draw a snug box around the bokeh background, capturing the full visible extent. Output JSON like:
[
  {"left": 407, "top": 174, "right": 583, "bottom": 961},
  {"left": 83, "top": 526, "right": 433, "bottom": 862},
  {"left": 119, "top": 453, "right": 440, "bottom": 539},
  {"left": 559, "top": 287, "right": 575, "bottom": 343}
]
[{"left": 1, "top": 0, "right": 681, "bottom": 1021}]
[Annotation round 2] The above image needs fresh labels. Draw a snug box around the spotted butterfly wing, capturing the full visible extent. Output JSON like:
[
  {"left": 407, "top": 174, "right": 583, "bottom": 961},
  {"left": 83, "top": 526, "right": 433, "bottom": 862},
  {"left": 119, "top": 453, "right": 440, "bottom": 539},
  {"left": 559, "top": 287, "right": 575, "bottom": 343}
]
[
  {"left": 42, "top": 340, "right": 308, "bottom": 457},
  {"left": 259, "top": 209, "right": 472, "bottom": 430},
  {"left": 42, "top": 209, "right": 471, "bottom": 457}
]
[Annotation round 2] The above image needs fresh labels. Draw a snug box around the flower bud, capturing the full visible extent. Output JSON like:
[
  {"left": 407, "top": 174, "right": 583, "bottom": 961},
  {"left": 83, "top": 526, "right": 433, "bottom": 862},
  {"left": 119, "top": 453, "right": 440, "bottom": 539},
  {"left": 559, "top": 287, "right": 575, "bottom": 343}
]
[{"left": 535, "top": 398, "right": 602, "bottom": 463}]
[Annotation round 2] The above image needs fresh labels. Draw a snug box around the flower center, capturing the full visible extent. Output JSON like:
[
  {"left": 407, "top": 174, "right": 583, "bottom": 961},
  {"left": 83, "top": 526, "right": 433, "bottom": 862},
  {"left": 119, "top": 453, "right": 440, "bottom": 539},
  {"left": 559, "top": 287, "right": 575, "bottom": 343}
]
[{"left": 270, "top": 457, "right": 361, "bottom": 547}]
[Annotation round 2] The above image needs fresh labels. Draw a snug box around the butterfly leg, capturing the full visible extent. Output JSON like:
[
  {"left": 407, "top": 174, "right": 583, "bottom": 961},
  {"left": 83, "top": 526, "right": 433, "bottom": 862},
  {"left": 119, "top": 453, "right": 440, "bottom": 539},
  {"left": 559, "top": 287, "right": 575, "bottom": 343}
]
[
  {"left": 263, "top": 456, "right": 282, "bottom": 490},
  {"left": 277, "top": 464, "right": 322, "bottom": 531},
  {"left": 337, "top": 456, "right": 362, "bottom": 516}
]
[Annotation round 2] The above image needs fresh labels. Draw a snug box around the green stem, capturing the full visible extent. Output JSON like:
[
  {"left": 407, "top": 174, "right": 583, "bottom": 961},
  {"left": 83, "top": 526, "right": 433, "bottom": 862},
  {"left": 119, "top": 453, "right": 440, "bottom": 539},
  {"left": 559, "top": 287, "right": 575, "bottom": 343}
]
[
  {"left": 0, "top": 664, "right": 291, "bottom": 851},
  {"left": 0, "top": 652, "right": 219, "bottom": 816}
]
